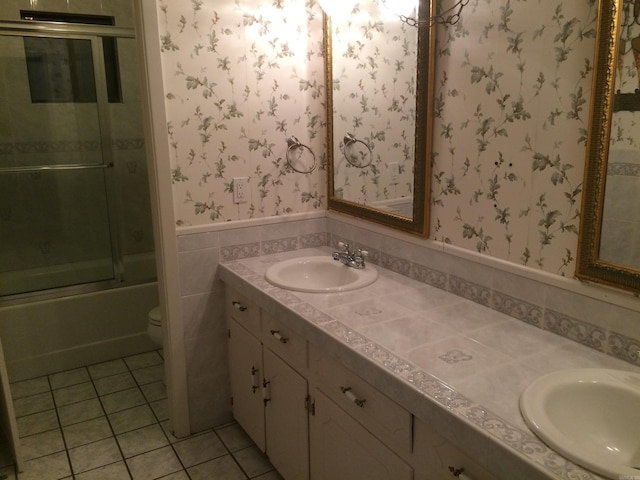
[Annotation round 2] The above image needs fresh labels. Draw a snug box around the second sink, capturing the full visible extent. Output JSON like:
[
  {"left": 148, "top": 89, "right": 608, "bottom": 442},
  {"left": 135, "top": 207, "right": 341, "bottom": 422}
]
[
  {"left": 520, "top": 368, "right": 640, "bottom": 479},
  {"left": 265, "top": 256, "right": 377, "bottom": 293}
]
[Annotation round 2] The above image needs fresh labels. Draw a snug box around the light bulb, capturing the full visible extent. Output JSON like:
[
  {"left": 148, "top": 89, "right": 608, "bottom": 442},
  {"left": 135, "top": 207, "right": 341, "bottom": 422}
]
[
  {"left": 378, "top": 0, "right": 418, "bottom": 17},
  {"left": 318, "top": 0, "right": 358, "bottom": 18}
]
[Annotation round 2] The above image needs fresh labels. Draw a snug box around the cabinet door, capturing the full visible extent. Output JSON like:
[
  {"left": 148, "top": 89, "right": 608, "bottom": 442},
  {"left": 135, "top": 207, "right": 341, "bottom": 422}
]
[
  {"left": 264, "top": 348, "right": 309, "bottom": 480},
  {"left": 228, "top": 319, "right": 265, "bottom": 451},
  {"left": 310, "top": 388, "right": 413, "bottom": 480}
]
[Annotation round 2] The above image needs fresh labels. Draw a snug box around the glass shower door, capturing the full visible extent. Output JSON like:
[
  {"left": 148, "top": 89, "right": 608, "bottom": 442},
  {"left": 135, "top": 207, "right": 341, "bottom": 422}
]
[{"left": 0, "top": 32, "right": 120, "bottom": 297}]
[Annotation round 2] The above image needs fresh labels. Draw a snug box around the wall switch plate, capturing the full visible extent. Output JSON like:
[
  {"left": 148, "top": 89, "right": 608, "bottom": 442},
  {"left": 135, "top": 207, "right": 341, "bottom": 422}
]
[
  {"left": 233, "top": 177, "right": 249, "bottom": 203},
  {"left": 389, "top": 162, "right": 399, "bottom": 184}
]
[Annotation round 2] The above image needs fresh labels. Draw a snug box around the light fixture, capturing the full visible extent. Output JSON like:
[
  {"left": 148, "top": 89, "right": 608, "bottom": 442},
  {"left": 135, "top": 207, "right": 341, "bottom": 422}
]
[
  {"left": 321, "top": 0, "right": 469, "bottom": 27},
  {"left": 318, "top": 0, "right": 358, "bottom": 18},
  {"left": 382, "top": 0, "right": 469, "bottom": 27}
]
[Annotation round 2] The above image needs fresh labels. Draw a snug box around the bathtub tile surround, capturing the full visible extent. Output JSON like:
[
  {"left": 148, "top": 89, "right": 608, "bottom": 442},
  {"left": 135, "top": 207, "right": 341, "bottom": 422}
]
[
  {"left": 220, "top": 246, "right": 639, "bottom": 479},
  {"left": 9, "top": 351, "right": 278, "bottom": 480}
]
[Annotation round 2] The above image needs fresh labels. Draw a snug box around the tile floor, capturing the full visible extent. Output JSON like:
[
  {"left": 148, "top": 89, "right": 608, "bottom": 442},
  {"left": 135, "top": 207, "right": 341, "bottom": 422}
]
[{"left": 3, "top": 351, "right": 281, "bottom": 480}]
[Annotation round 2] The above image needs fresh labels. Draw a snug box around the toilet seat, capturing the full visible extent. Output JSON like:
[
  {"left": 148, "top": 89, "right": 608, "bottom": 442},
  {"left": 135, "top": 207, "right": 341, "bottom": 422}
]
[
  {"left": 148, "top": 306, "right": 161, "bottom": 326},
  {"left": 147, "top": 306, "right": 163, "bottom": 346}
]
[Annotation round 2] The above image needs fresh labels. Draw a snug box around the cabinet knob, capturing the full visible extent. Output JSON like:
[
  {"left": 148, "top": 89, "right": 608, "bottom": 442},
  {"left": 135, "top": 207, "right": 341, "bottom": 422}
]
[
  {"left": 232, "top": 301, "right": 248, "bottom": 312},
  {"left": 270, "top": 329, "right": 289, "bottom": 344},
  {"left": 340, "top": 386, "right": 366, "bottom": 408}
]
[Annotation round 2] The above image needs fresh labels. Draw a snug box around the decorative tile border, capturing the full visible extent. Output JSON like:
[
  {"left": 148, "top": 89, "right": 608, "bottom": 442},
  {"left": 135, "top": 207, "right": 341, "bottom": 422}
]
[
  {"left": 220, "top": 242, "right": 261, "bottom": 261},
  {"left": 261, "top": 237, "right": 298, "bottom": 255},
  {"left": 290, "top": 303, "right": 334, "bottom": 325},
  {"left": 448, "top": 274, "right": 491, "bottom": 306},
  {"left": 608, "top": 331, "right": 640, "bottom": 364},
  {"left": 492, "top": 291, "right": 544, "bottom": 328},
  {"left": 299, "top": 232, "right": 327, "bottom": 249},
  {"left": 379, "top": 252, "right": 412, "bottom": 277},
  {"left": 543, "top": 310, "right": 607, "bottom": 352},
  {"left": 358, "top": 342, "right": 415, "bottom": 376},
  {"left": 607, "top": 162, "right": 640, "bottom": 176},
  {"left": 410, "top": 262, "right": 448, "bottom": 290}
]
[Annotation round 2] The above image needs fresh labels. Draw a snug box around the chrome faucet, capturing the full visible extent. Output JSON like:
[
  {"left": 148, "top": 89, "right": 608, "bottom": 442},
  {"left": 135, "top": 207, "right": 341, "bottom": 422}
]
[{"left": 332, "top": 242, "right": 369, "bottom": 269}]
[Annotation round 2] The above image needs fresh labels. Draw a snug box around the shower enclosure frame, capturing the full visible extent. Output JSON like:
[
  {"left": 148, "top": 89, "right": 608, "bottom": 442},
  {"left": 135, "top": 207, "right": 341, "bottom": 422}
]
[{"left": 0, "top": 20, "right": 139, "bottom": 305}]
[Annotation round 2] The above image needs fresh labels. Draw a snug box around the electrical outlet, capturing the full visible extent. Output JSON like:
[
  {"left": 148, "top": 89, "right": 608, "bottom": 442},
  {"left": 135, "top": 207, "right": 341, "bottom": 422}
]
[
  {"left": 389, "top": 162, "right": 399, "bottom": 184},
  {"left": 233, "top": 177, "right": 249, "bottom": 203}
]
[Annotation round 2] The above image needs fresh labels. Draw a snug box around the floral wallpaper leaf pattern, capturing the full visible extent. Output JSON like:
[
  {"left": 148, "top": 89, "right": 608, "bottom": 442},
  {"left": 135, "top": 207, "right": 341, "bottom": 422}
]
[
  {"left": 431, "top": 0, "right": 598, "bottom": 276},
  {"left": 156, "top": 0, "right": 611, "bottom": 280},
  {"left": 157, "top": 0, "right": 326, "bottom": 226}
]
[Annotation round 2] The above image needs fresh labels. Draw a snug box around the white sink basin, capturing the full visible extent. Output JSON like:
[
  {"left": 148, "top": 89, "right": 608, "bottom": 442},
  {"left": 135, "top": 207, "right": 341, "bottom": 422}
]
[
  {"left": 264, "top": 256, "right": 377, "bottom": 293},
  {"left": 520, "top": 368, "right": 640, "bottom": 479}
]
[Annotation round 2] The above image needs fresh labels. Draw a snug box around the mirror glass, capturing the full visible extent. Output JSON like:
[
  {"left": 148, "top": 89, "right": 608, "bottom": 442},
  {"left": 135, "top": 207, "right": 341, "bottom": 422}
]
[
  {"left": 577, "top": 0, "right": 640, "bottom": 292},
  {"left": 325, "top": 0, "right": 433, "bottom": 235}
]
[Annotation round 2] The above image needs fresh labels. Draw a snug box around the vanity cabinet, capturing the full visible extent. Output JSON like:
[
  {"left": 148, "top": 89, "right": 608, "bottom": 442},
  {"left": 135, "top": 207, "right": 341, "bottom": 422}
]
[
  {"left": 225, "top": 286, "right": 502, "bottom": 480},
  {"left": 226, "top": 288, "right": 309, "bottom": 480}
]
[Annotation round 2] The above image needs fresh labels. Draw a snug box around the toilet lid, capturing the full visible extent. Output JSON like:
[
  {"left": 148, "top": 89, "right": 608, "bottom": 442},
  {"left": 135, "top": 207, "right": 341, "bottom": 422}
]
[{"left": 148, "top": 306, "right": 161, "bottom": 326}]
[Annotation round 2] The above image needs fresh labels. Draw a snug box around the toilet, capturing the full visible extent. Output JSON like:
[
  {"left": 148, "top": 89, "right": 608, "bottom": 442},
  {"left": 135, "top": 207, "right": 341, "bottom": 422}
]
[{"left": 147, "top": 306, "right": 163, "bottom": 346}]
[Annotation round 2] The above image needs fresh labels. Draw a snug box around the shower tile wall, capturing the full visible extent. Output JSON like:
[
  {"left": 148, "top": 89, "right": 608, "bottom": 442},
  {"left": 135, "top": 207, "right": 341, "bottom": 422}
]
[{"left": 0, "top": 0, "right": 153, "bottom": 277}]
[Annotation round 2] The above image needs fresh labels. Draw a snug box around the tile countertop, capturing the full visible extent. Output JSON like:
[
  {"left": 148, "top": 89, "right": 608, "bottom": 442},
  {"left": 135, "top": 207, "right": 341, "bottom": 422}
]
[{"left": 218, "top": 247, "right": 637, "bottom": 480}]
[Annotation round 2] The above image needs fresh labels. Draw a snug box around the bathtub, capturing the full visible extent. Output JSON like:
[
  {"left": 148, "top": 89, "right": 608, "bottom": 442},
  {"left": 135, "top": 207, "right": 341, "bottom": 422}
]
[{"left": 0, "top": 253, "right": 159, "bottom": 381}]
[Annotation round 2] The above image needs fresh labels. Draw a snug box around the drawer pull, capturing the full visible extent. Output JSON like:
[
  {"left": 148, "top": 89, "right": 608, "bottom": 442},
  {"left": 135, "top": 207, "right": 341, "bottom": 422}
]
[
  {"left": 340, "top": 386, "right": 366, "bottom": 408},
  {"left": 270, "top": 329, "right": 289, "bottom": 344},
  {"left": 232, "top": 301, "right": 247, "bottom": 312},
  {"left": 251, "top": 366, "right": 260, "bottom": 393}
]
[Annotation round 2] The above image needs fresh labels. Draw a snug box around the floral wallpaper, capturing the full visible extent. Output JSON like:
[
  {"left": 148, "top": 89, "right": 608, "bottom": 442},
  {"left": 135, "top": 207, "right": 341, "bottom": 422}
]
[
  {"left": 330, "top": 1, "right": 417, "bottom": 208},
  {"left": 157, "top": 0, "right": 327, "bottom": 226},
  {"left": 431, "top": 0, "right": 598, "bottom": 276},
  {"left": 156, "top": 0, "right": 620, "bottom": 279}
]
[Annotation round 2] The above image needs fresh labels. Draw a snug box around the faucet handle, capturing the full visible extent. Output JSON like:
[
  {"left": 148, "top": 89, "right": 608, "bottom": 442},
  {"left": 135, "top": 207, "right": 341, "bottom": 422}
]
[
  {"left": 338, "top": 241, "right": 350, "bottom": 252},
  {"left": 358, "top": 249, "right": 369, "bottom": 258}
]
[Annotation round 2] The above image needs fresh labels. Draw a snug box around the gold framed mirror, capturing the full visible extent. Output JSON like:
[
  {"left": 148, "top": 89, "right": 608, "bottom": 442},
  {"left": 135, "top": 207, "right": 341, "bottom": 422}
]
[
  {"left": 577, "top": 0, "right": 640, "bottom": 293},
  {"left": 324, "top": 0, "right": 435, "bottom": 236}
]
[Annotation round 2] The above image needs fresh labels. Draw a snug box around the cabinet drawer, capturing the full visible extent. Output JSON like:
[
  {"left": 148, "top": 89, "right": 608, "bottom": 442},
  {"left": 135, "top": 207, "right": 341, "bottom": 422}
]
[
  {"left": 225, "top": 287, "right": 260, "bottom": 337},
  {"left": 262, "top": 312, "right": 307, "bottom": 372},
  {"left": 309, "top": 344, "right": 412, "bottom": 454}
]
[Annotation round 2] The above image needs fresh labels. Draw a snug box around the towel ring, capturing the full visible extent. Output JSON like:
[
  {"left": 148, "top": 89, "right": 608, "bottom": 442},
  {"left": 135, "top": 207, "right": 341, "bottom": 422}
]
[
  {"left": 286, "top": 136, "right": 317, "bottom": 174},
  {"left": 342, "top": 133, "right": 373, "bottom": 168}
]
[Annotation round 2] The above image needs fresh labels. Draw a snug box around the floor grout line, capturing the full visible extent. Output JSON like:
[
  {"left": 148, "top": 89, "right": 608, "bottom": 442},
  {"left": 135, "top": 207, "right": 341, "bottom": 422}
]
[{"left": 8, "top": 350, "right": 280, "bottom": 480}]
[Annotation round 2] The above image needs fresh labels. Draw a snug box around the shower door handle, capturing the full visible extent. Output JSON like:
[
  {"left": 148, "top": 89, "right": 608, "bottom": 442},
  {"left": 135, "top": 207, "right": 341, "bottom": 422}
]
[{"left": 0, "top": 163, "right": 112, "bottom": 174}]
